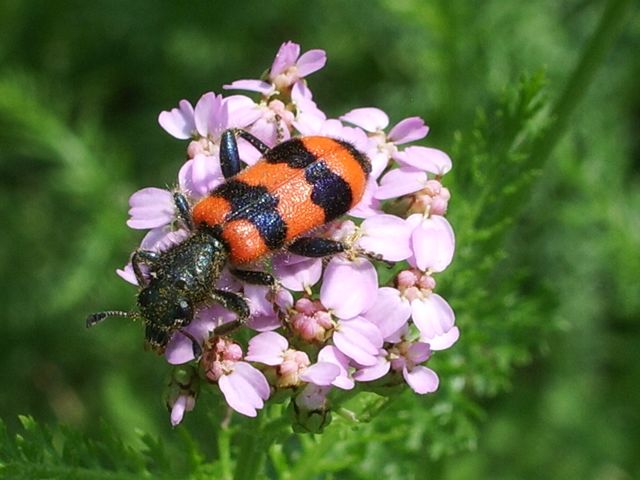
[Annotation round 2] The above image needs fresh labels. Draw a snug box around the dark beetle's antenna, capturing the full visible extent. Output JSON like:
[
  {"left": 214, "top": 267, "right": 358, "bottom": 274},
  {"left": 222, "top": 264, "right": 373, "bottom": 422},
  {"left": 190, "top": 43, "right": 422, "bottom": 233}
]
[{"left": 86, "top": 311, "right": 139, "bottom": 328}]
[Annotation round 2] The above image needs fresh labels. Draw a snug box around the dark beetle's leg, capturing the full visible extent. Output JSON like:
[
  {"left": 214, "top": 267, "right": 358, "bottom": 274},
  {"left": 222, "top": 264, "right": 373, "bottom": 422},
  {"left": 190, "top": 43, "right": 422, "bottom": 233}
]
[
  {"left": 211, "top": 289, "right": 251, "bottom": 335},
  {"left": 355, "top": 248, "right": 394, "bottom": 267},
  {"left": 179, "top": 329, "right": 203, "bottom": 359},
  {"left": 234, "top": 129, "right": 271, "bottom": 156},
  {"left": 288, "top": 237, "right": 347, "bottom": 258},
  {"left": 131, "top": 250, "right": 161, "bottom": 286},
  {"left": 219, "top": 130, "right": 243, "bottom": 179},
  {"left": 219, "top": 129, "right": 271, "bottom": 179},
  {"left": 173, "top": 191, "right": 193, "bottom": 230},
  {"left": 288, "top": 237, "right": 393, "bottom": 267},
  {"left": 230, "top": 268, "right": 276, "bottom": 287}
]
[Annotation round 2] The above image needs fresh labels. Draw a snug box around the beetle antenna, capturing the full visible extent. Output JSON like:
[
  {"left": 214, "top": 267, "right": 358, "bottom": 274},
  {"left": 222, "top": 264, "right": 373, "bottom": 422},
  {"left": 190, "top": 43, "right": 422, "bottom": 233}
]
[{"left": 86, "top": 310, "right": 139, "bottom": 328}]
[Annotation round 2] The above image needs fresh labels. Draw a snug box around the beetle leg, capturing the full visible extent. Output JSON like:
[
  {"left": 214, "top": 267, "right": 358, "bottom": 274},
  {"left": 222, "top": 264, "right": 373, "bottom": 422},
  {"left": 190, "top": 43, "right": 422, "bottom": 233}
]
[
  {"left": 233, "top": 128, "right": 271, "bottom": 156},
  {"left": 210, "top": 289, "right": 251, "bottom": 335},
  {"left": 219, "top": 130, "right": 243, "bottom": 178},
  {"left": 229, "top": 268, "right": 276, "bottom": 287},
  {"left": 287, "top": 237, "right": 347, "bottom": 258},
  {"left": 131, "top": 250, "right": 161, "bottom": 286},
  {"left": 219, "top": 129, "right": 271, "bottom": 179},
  {"left": 178, "top": 329, "right": 203, "bottom": 359},
  {"left": 173, "top": 191, "right": 193, "bottom": 230}
]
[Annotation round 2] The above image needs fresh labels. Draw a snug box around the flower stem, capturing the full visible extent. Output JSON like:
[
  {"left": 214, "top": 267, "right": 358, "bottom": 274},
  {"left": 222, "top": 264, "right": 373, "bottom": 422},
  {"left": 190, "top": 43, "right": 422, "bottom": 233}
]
[
  {"left": 531, "top": 0, "right": 632, "bottom": 163},
  {"left": 232, "top": 404, "right": 290, "bottom": 480},
  {"left": 218, "top": 423, "right": 233, "bottom": 480},
  {"left": 233, "top": 417, "right": 265, "bottom": 480}
]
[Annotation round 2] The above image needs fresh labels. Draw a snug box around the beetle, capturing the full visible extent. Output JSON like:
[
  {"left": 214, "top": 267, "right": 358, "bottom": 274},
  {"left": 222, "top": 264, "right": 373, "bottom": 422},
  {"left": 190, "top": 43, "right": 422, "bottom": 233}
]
[{"left": 87, "top": 129, "right": 371, "bottom": 354}]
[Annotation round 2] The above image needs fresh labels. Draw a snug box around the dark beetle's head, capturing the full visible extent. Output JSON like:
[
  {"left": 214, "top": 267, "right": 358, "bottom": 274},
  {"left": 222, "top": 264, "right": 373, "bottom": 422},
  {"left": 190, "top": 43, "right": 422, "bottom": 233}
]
[{"left": 137, "top": 279, "right": 194, "bottom": 353}]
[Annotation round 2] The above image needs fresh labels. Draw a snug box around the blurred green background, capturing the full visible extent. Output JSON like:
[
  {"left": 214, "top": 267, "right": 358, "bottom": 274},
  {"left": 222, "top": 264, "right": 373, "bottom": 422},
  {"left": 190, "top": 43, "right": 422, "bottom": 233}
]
[{"left": 1, "top": 0, "right": 639, "bottom": 478}]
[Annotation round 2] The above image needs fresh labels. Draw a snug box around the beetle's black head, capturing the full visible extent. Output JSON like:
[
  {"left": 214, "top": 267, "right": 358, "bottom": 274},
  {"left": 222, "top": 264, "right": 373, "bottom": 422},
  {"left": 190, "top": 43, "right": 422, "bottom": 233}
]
[{"left": 137, "top": 280, "right": 194, "bottom": 353}]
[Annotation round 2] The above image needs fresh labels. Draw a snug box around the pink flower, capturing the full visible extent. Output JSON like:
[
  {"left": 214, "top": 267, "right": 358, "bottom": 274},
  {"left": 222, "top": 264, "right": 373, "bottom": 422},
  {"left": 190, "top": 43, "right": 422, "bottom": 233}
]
[
  {"left": 291, "top": 81, "right": 327, "bottom": 133},
  {"left": 225, "top": 42, "right": 327, "bottom": 96},
  {"left": 244, "top": 285, "right": 293, "bottom": 332},
  {"left": 332, "top": 316, "right": 383, "bottom": 366},
  {"left": 289, "top": 298, "right": 333, "bottom": 343},
  {"left": 169, "top": 394, "right": 196, "bottom": 427},
  {"left": 246, "top": 332, "right": 339, "bottom": 387},
  {"left": 363, "top": 287, "right": 412, "bottom": 342},
  {"left": 218, "top": 362, "right": 271, "bottom": 417},
  {"left": 354, "top": 338, "right": 439, "bottom": 394},
  {"left": 158, "top": 99, "right": 196, "bottom": 140},
  {"left": 406, "top": 214, "right": 455, "bottom": 273},
  {"left": 340, "top": 107, "right": 430, "bottom": 179},
  {"left": 375, "top": 155, "right": 452, "bottom": 200},
  {"left": 320, "top": 256, "right": 378, "bottom": 319},
  {"left": 201, "top": 337, "right": 270, "bottom": 417},
  {"left": 396, "top": 269, "right": 459, "bottom": 350},
  {"left": 178, "top": 153, "right": 225, "bottom": 198},
  {"left": 126, "top": 187, "right": 176, "bottom": 230},
  {"left": 391, "top": 341, "right": 439, "bottom": 394},
  {"left": 357, "top": 214, "right": 413, "bottom": 262},
  {"left": 317, "top": 345, "right": 354, "bottom": 390},
  {"left": 159, "top": 93, "right": 260, "bottom": 197},
  {"left": 272, "top": 253, "right": 323, "bottom": 292},
  {"left": 245, "top": 99, "right": 295, "bottom": 149}
]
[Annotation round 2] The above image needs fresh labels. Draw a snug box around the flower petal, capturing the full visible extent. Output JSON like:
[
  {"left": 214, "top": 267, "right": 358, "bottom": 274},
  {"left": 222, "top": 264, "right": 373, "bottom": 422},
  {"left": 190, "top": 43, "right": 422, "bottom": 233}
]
[
  {"left": 223, "top": 79, "right": 275, "bottom": 95},
  {"left": 359, "top": 214, "right": 413, "bottom": 261},
  {"left": 164, "top": 305, "right": 230, "bottom": 364},
  {"left": 375, "top": 168, "right": 426, "bottom": 200},
  {"left": 179, "top": 154, "right": 224, "bottom": 197},
  {"left": 234, "top": 361, "right": 271, "bottom": 400},
  {"left": 411, "top": 294, "right": 455, "bottom": 340},
  {"left": 170, "top": 395, "right": 188, "bottom": 427},
  {"left": 158, "top": 99, "right": 195, "bottom": 140},
  {"left": 353, "top": 354, "right": 390, "bottom": 381},
  {"left": 427, "top": 326, "right": 460, "bottom": 351},
  {"left": 296, "top": 49, "right": 327, "bottom": 76},
  {"left": 126, "top": 188, "right": 175, "bottom": 229},
  {"left": 270, "top": 41, "right": 300, "bottom": 77},
  {"left": 318, "top": 346, "right": 354, "bottom": 390},
  {"left": 244, "top": 284, "right": 273, "bottom": 317},
  {"left": 395, "top": 146, "right": 452, "bottom": 175},
  {"left": 219, "top": 362, "right": 269, "bottom": 417},
  {"left": 320, "top": 257, "right": 378, "bottom": 319},
  {"left": 407, "top": 342, "right": 431, "bottom": 364},
  {"left": 388, "top": 117, "right": 429, "bottom": 144},
  {"left": 300, "top": 362, "right": 340, "bottom": 386},
  {"left": 245, "top": 332, "right": 288, "bottom": 365},
  {"left": 272, "top": 253, "right": 323, "bottom": 291},
  {"left": 116, "top": 263, "right": 138, "bottom": 286},
  {"left": 408, "top": 214, "right": 455, "bottom": 272},
  {"left": 225, "top": 95, "right": 263, "bottom": 128},
  {"left": 363, "top": 287, "right": 411, "bottom": 340},
  {"left": 403, "top": 365, "right": 439, "bottom": 394},
  {"left": 194, "top": 92, "right": 226, "bottom": 138},
  {"left": 333, "top": 317, "right": 383, "bottom": 366},
  {"left": 349, "top": 180, "right": 383, "bottom": 218},
  {"left": 340, "top": 107, "right": 389, "bottom": 132}
]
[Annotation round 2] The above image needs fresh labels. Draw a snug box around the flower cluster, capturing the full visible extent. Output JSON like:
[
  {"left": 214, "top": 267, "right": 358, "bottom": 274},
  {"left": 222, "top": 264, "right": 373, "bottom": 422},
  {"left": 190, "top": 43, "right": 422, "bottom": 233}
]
[{"left": 121, "top": 41, "right": 457, "bottom": 427}]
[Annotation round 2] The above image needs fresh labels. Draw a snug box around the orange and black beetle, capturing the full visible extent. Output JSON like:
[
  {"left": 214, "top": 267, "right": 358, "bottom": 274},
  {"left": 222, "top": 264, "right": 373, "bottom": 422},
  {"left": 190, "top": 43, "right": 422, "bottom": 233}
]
[{"left": 87, "top": 129, "right": 371, "bottom": 354}]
